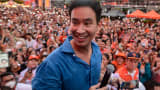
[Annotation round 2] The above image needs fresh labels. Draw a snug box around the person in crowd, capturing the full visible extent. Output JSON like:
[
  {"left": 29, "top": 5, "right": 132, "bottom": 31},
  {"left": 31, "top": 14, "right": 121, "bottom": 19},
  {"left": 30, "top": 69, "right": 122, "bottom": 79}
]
[
  {"left": 112, "top": 52, "right": 126, "bottom": 71},
  {"left": 110, "top": 52, "right": 146, "bottom": 90},
  {"left": 151, "top": 55, "right": 160, "bottom": 90},
  {"left": 25, "top": 33, "right": 36, "bottom": 48},
  {"left": 0, "top": 72, "right": 32, "bottom": 90},
  {"left": 0, "top": 72, "right": 17, "bottom": 90},
  {"left": 19, "top": 55, "right": 39, "bottom": 84},
  {"left": 138, "top": 54, "right": 152, "bottom": 90}
]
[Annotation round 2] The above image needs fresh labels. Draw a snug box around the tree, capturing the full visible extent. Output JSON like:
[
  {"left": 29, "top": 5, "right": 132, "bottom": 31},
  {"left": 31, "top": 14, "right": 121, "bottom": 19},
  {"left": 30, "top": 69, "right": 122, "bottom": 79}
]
[
  {"left": 13, "top": 0, "right": 24, "bottom": 4},
  {"left": 0, "top": 0, "right": 9, "bottom": 3}
]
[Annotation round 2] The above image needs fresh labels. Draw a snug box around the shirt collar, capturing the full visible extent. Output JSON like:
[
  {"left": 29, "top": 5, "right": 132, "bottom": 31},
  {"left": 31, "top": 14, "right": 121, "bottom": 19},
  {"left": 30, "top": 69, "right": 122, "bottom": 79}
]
[
  {"left": 61, "top": 36, "right": 74, "bottom": 54},
  {"left": 61, "top": 36, "right": 99, "bottom": 54}
]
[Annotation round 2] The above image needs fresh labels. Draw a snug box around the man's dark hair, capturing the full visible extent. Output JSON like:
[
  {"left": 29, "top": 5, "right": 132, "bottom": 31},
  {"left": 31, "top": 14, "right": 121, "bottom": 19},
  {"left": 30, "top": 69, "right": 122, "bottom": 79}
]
[
  {"left": 103, "top": 53, "right": 109, "bottom": 60},
  {"left": 0, "top": 72, "right": 15, "bottom": 85},
  {"left": 0, "top": 72, "right": 15, "bottom": 80},
  {"left": 69, "top": 0, "right": 102, "bottom": 24}
]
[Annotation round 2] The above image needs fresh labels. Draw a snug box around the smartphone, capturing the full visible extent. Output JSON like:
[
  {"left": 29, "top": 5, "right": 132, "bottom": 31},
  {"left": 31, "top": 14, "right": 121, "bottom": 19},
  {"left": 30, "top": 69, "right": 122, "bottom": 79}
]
[
  {"left": 120, "top": 80, "right": 139, "bottom": 89},
  {"left": 0, "top": 53, "right": 9, "bottom": 68}
]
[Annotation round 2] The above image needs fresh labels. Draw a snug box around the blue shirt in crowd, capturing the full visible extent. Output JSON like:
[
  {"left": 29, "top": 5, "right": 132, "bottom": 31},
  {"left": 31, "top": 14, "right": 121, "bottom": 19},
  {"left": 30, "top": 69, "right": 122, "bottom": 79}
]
[{"left": 32, "top": 36, "right": 102, "bottom": 90}]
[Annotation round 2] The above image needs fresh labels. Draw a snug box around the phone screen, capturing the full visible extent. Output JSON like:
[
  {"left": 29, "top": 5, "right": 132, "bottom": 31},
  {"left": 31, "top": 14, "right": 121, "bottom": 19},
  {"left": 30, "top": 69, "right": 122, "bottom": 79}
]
[
  {"left": 120, "top": 80, "right": 139, "bottom": 89},
  {"left": 0, "top": 53, "right": 9, "bottom": 68}
]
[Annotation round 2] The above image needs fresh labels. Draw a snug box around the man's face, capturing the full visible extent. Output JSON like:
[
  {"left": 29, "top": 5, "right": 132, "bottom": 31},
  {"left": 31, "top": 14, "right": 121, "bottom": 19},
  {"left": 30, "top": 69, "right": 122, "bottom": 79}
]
[
  {"left": 28, "top": 59, "right": 38, "bottom": 69},
  {"left": 126, "top": 59, "right": 138, "bottom": 72},
  {"left": 70, "top": 6, "right": 98, "bottom": 47},
  {"left": 1, "top": 75, "right": 16, "bottom": 87}
]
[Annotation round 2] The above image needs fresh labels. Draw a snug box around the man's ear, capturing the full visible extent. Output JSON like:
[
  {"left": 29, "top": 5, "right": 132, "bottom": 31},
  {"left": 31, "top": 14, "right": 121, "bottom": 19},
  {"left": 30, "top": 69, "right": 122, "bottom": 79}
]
[{"left": 68, "top": 26, "right": 72, "bottom": 35}]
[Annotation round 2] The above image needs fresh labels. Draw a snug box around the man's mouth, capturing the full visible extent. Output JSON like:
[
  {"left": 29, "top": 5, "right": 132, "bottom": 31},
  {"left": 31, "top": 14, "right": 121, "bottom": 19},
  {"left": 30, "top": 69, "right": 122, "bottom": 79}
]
[{"left": 74, "top": 34, "right": 88, "bottom": 42}]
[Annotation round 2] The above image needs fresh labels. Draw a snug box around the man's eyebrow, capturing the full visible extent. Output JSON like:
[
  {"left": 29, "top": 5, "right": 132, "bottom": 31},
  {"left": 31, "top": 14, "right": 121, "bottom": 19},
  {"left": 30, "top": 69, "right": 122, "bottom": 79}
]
[
  {"left": 84, "top": 18, "right": 93, "bottom": 22},
  {"left": 71, "top": 18, "right": 78, "bottom": 21}
]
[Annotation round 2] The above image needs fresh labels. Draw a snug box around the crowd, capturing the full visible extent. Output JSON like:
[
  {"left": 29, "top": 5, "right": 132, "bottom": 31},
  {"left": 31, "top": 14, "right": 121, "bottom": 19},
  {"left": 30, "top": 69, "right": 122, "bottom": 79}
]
[{"left": 0, "top": 5, "right": 160, "bottom": 90}]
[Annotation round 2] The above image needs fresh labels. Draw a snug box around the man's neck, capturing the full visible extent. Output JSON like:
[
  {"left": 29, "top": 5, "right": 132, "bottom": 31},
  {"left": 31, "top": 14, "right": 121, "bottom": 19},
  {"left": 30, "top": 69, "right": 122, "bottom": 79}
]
[
  {"left": 70, "top": 40, "right": 92, "bottom": 65},
  {"left": 71, "top": 40, "right": 91, "bottom": 54},
  {"left": 127, "top": 68, "right": 135, "bottom": 73}
]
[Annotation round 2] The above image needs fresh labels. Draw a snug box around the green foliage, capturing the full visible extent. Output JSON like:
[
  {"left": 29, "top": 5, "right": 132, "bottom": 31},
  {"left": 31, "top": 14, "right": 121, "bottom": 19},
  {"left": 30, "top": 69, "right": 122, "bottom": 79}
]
[
  {"left": 13, "top": 0, "right": 24, "bottom": 4},
  {"left": 0, "top": 0, "right": 24, "bottom": 4},
  {"left": 0, "top": 0, "right": 9, "bottom": 3}
]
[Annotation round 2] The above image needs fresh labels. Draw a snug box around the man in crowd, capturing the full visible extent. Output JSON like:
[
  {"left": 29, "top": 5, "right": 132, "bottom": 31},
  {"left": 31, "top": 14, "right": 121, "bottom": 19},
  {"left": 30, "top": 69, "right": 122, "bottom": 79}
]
[
  {"left": 32, "top": 0, "right": 106, "bottom": 90},
  {"left": 0, "top": 72, "right": 17, "bottom": 90},
  {"left": 110, "top": 52, "right": 145, "bottom": 90},
  {"left": 19, "top": 55, "right": 39, "bottom": 84},
  {"left": 0, "top": 72, "right": 32, "bottom": 90}
]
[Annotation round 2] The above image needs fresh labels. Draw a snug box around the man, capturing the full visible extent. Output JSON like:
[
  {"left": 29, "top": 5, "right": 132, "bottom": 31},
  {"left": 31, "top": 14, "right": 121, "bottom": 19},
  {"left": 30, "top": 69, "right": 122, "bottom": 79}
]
[
  {"left": 0, "top": 72, "right": 32, "bottom": 90},
  {"left": 110, "top": 52, "right": 145, "bottom": 90},
  {"left": 25, "top": 33, "right": 36, "bottom": 48},
  {"left": 19, "top": 55, "right": 39, "bottom": 84},
  {"left": 0, "top": 72, "right": 17, "bottom": 90},
  {"left": 32, "top": 0, "right": 106, "bottom": 90}
]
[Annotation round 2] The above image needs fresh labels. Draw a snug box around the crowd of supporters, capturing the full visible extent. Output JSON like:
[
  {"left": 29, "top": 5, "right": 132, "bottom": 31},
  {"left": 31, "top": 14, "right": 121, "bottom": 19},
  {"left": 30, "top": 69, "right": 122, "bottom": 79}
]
[{"left": 0, "top": 6, "right": 160, "bottom": 90}]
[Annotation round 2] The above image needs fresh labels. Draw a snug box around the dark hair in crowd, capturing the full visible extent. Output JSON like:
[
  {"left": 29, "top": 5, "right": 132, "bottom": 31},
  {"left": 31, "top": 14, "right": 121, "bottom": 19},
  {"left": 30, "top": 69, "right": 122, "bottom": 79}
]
[
  {"left": 103, "top": 53, "right": 110, "bottom": 60},
  {"left": 0, "top": 72, "right": 15, "bottom": 82},
  {"left": 69, "top": 0, "right": 102, "bottom": 24}
]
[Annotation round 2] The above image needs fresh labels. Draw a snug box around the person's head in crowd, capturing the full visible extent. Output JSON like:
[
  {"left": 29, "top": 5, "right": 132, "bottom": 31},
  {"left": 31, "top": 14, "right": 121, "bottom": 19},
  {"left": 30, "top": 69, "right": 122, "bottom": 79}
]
[
  {"left": 156, "top": 33, "right": 160, "bottom": 40},
  {"left": 141, "top": 54, "right": 149, "bottom": 64},
  {"left": 126, "top": 52, "right": 139, "bottom": 72},
  {"left": 102, "top": 34, "right": 109, "bottom": 44},
  {"left": 0, "top": 68, "right": 7, "bottom": 75},
  {"left": 27, "top": 55, "right": 39, "bottom": 69},
  {"left": 157, "top": 41, "right": 160, "bottom": 49},
  {"left": 15, "top": 31, "right": 21, "bottom": 38},
  {"left": 0, "top": 72, "right": 17, "bottom": 90},
  {"left": 25, "top": 33, "right": 33, "bottom": 41},
  {"left": 155, "top": 56, "right": 160, "bottom": 67},
  {"left": 102, "top": 53, "right": 110, "bottom": 66},
  {"left": 97, "top": 39, "right": 106, "bottom": 50},
  {"left": 22, "top": 46, "right": 27, "bottom": 54},
  {"left": 30, "top": 50, "right": 38, "bottom": 56},
  {"left": 48, "top": 45, "right": 56, "bottom": 54},
  {"left": 36, "top": 35, "right": 43, "bottom": 43},
  {"left": 41, "top": 51, "right": 48, "bottom": 62},
  {"left": 114, "top": 52, "right": 126, "bottom": 65},
  {"left": 16, "top": 54, "right": 25, "bottom": 64},
  {"left": 10, "top": 56, "right": 21, "bottom": 74}
]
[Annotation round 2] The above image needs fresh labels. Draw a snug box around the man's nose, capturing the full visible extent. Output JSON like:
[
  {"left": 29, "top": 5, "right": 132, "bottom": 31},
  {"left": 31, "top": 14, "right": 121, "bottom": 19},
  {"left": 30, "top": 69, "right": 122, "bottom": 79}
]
[{"left": 77, "top": 24, "right": 85, "bottom": 33}]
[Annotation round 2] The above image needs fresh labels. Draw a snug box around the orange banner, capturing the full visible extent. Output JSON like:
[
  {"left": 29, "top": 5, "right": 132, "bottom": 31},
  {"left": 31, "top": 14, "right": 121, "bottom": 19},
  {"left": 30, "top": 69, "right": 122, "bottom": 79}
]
[
  {"left": 45, "top": 0, "right": 50, "bottom": 8},
  {"left": 38, "top": 0, "right": 42, "bottom": 7}
]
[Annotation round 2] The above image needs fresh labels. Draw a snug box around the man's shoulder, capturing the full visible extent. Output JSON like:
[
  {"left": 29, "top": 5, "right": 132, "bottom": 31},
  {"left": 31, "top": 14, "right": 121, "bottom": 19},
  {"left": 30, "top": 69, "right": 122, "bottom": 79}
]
[
  {"left": 45, "top": 46, "right": 72, "bottom": 65},
  {"left": 92, "top": 41, "right": 101, "bottom": 54}
]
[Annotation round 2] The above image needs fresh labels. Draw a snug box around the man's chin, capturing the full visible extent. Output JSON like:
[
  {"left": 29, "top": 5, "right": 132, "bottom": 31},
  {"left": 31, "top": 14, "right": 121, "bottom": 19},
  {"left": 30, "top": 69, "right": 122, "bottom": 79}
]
[{"left": 74, "top": 42, "right": 90, "bottom": 48}]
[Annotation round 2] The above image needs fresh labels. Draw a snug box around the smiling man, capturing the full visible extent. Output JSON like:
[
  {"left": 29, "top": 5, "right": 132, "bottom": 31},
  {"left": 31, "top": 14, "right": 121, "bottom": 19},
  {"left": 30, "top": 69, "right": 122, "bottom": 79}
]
[{"left": 32, "top": 0, "right": 105, "bottom": 90}]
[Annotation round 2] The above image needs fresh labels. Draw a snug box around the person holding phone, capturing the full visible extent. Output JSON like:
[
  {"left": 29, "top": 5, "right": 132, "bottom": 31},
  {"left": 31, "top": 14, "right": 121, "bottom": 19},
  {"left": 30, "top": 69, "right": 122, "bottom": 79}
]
[
  {"left": 19, "top": 55, "right": 39, "bottom": 84},
  {"left": 32, "top": 0, "right": 106, "bottom": 90},
  {"left": 110, "top": 52, "right": 146, "bottom": 90}
]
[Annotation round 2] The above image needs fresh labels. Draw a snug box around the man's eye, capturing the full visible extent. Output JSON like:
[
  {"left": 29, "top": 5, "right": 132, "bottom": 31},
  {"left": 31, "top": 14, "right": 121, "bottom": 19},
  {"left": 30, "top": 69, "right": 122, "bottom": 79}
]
[
  {"left": 84, "top": 22, "right": 91, "bottom": 26},
  {"left": 72, "top": 20, "right": 79, "bottom": 25}
]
